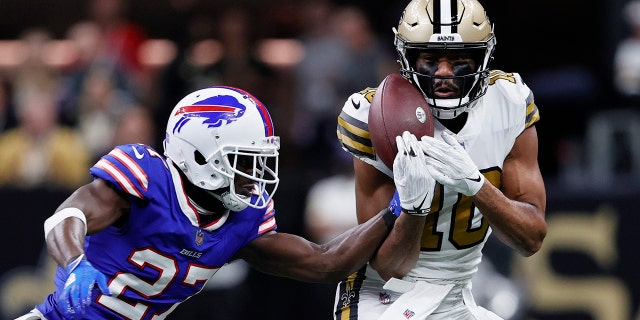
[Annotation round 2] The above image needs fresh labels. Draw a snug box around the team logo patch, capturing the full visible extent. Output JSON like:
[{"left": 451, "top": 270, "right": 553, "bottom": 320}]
[{"left": 172, "top": 94, "right": 247, "bottom": 133}]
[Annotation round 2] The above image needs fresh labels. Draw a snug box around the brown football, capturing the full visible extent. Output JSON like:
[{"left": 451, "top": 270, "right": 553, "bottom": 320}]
[{"left": 368, "top": 73, "right": 434, "bottom": 169}]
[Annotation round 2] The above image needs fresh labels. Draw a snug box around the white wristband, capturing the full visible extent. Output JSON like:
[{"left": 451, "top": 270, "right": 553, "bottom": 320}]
[{"left": 44, "top": 207, "right": 87, "bottom": 240}]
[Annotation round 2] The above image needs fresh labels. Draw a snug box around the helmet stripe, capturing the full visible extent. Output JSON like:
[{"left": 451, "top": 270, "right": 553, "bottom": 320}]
[
  {"left": 225, "top": 86, "right": 275, "bottom": 137},
  {"left": 451, "top": 0, "right": 458, "bottom": 33},
  {"left": 433, "top": 0, "right": 441, "bottom": 34},
  {"left": 174, "top": 105, "right": 238, "bottom": 115},
  {"left": 434, "top": 0, "right": 457, "bottom": 34},
  {"left": 255, "top": 100, "right": 274, "bottom": 137}
]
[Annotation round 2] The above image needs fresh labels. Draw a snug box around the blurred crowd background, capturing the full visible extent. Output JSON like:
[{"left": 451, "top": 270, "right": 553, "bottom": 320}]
[{"left": 0, "top": 0, "right": 639, "bottom": 319}]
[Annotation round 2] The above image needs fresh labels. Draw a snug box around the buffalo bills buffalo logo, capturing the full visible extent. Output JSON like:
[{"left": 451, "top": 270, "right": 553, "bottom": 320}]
[{"left": 172, "top": 94, "right": 247, "bottom": 134}]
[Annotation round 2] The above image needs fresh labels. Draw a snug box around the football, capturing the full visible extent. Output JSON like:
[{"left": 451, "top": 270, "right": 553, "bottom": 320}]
[{"left": 368, "top": 73, "right": 434, "bottom": 169}]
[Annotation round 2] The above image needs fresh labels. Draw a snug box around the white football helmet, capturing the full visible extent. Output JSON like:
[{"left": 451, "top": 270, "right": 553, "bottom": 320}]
[
  {"left": 164, "top": 86, "right": 280, "bottom": 211},
  {"left": 394, "top": 0, "right": 496, "bottom": 119}
]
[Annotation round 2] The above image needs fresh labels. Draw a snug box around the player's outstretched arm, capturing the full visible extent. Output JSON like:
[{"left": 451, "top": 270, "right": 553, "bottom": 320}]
[
  {"left": 44, "top": 178, "right": 128, "bottom": 316},
  {"left": 236, "top": 208, "right": 394, "bottom": 283},
  {"left": 238, "top": 132, "right": 436, "bottom": 283}
]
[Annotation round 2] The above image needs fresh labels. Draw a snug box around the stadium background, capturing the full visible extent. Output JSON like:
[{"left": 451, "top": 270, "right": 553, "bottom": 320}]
[{"left": 0, "top": 0, "right": 638, "bottom": 319}]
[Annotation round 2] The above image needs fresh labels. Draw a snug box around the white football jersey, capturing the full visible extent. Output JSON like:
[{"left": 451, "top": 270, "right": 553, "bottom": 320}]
[{"left": 337, "top": 70, "right": 540, "bottom": 281}]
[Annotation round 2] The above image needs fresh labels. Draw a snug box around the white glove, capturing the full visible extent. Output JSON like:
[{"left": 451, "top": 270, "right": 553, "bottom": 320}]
[
  {"left": 420, "top": 131, "right": 485, "bottom": 196},
  {"left": 393, "top": 131, "right": 436, "bottom": 216}
]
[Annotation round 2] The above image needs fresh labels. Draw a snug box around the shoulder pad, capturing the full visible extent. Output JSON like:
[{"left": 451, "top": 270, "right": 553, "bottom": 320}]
[
  {"left": 337, "top": 88, "right": 393, "bottom": 177},
  {"left": 337, "top": 88, "right": 377, "bottom": 160},
  {"left": 90, "top": 144, "right": 169, "bottom": 199},
  {"left": 488, "top": 71, "right": 540, "bottom": 128}
]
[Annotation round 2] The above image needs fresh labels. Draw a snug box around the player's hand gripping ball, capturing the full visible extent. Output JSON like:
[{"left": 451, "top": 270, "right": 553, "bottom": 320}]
[{"left": 368, "top": 73, "right": 435, "bottom": 169}]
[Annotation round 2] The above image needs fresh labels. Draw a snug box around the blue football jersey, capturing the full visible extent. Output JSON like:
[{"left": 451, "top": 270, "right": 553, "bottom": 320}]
[{"left": 36, "top": 144, "right": 277, "bottom": 319}]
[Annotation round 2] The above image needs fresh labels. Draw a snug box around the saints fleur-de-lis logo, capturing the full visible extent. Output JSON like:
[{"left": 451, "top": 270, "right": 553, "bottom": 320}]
[{"left": 340, "top": 281, "right": 356, "bottom": 307}]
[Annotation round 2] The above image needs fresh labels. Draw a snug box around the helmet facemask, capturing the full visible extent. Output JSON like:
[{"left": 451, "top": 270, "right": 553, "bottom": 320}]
[
  {"left": 401, "top": 45, "right": 492, "bottom": 119},
  {"left": 212, "top": 140, "right": 279, "bottom": 211}
]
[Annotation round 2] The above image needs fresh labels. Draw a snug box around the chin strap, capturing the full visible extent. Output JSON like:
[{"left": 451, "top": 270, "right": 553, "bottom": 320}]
[{"left": 208, "top": 190, "right": 249, "bottom": 212}]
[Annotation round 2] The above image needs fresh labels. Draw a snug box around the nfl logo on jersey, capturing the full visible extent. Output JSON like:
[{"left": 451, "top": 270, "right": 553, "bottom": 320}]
[
  {"left": 195, "top": 229, "right": 204, "bottom": 246},
  {"left": 378, "top": 292, "right": 391, "bottom": 304},
  {"left": 403, "top": 309, "right": 415, "bottom": 319}
]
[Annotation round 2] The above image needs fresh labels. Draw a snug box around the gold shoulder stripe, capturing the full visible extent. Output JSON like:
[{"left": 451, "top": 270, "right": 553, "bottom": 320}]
[
  {"left": 337, "top": 114, "right": 369, "bottom": 139},
  {"left": 525, "top": 101, "right": 540, "bottom": 128},
  {"left": 359, "top": 87, "right": 377, "bottom": 103},
  {"left": 488, "top": 70, "right": 516, "bottom": 85},
  {"left": 525, "top": 91, "right": 535, "bottom": 106},
  {"left": 337, "top": 111, "right": 375, "bottom": 159}
]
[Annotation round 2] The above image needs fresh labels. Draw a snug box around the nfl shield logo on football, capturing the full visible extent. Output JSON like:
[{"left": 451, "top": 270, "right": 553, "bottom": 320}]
[{"left": 415, "top": 107, "right": 427, "bottom": 123}]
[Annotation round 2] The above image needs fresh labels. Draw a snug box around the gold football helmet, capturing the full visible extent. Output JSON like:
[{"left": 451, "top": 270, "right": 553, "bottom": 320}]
[{"left": 394, "top": 0, "right": 496, "bottom": 119}]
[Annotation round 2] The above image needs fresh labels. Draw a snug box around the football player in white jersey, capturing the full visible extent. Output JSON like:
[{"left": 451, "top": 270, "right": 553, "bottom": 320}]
[
  {"left": 17, "top": 86, "right": 436, "bottom": 320},
  {"left": 335, "top": 0, "right": 547, "bottom": 319}
]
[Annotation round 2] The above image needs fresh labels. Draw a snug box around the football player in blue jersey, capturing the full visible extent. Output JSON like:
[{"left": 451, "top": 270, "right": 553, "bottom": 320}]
[
  {"left": 17, "top": 86, "right": 436, "bottom": 320},
  {"left": 335, "top": 0, "right": 547, "bottom": 319}
]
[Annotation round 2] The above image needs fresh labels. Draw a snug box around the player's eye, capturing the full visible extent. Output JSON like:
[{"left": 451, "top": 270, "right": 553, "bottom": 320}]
[
  {"left": 235, "top": 155, "right": 254, "bottom": 171},
  {"left": 418, "top": 53, "right": 436, "bottom": 64}
]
